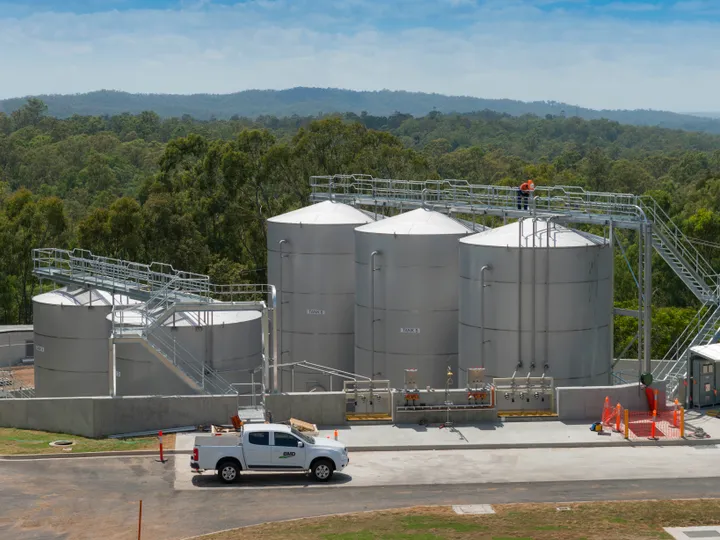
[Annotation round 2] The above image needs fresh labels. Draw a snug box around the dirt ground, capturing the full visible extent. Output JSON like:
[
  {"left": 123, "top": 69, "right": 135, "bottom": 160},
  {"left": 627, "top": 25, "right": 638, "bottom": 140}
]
[{"left": 1, "top": 365, "right": 34, "bottom": 389}]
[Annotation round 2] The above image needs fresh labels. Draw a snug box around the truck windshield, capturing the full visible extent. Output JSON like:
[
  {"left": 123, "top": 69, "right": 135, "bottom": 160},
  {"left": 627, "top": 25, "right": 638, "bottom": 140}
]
[{"left": 291, "top": 427, "right": 315, "bottom": 444}]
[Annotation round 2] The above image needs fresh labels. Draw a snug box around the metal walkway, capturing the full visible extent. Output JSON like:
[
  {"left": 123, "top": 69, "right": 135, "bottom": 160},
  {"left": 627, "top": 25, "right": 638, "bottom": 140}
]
[
  {"left": 310, "top": 175, "right": 720, "bottom": 397},
  {"left": 33, "top": 248, "right": 277, "bottom": 400}
]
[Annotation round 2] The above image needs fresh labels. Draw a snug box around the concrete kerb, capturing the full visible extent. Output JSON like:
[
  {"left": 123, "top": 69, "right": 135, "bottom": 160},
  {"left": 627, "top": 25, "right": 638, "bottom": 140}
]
[
  {"left": 344, "top": 438, "right": 719, "bottom": 452},
  {"left": 1, "top": 436, "right": 716, "bottom": 460},
  {"left": 0, "top": 449, "right": 191, "bottom": 460}
]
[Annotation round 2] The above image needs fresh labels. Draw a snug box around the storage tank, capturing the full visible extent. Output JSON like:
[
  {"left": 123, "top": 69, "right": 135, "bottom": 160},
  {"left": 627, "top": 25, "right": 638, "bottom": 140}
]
[
  {"left": 354, "top": 208, "right": 471, "bottom": 389},
  {"left": 267, "top": 201, "right": 374, "bottom": 391},
  {"left": 112, "top": 308, "right": 263, "bottom": 396},
  {"left": 458, "top": 218, "right": 612, "bottom": 387},
  {"left": 33, "top": 287, "right": 136, "bottom": 397}
]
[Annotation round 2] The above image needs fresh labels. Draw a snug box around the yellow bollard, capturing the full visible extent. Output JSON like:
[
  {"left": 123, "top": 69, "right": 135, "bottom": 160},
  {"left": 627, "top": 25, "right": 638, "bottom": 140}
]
[
  {"left": 680, "top": 407, "right": 685, "bottom": 438},
  {"left": 624, "top": 409, "right": 629, "bottom": 439}
]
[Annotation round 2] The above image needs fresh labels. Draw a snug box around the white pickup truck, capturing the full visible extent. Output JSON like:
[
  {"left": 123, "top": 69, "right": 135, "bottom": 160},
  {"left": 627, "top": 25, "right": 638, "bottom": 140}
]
[{"left": 191, "top": 423, "right": 349, "bottom": 483}]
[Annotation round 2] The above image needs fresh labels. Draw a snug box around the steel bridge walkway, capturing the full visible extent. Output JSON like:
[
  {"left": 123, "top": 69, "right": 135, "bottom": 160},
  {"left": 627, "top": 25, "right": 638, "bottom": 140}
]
[
  {"left": 310, "top": 175, "right": 720, "bottom": 397},
  {"left": 32, "top": 248, "right": 276, "bottom": 406}
]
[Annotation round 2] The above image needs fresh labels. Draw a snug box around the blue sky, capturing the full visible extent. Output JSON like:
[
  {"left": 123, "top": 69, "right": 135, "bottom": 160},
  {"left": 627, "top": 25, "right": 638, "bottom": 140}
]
[{"left": 1, "top": 0, "right": 719, "bottom": 111}]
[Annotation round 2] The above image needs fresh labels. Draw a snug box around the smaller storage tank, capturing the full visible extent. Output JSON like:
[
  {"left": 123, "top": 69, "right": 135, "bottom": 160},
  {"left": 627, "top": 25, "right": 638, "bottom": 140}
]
[
  {"left": 267, "top": 200, "right": 374, "bottom": 391},
  {"left": 458, "top": 218, "right": 612, "bottom": 387},
  {"left": 354, "top": 208, "right": 471, "bottom": 389},
  {"left": 112, "top": 308, "right": 263, "bottom": 396},
  {"left": 33, "top": 287, "right": 136, "bottom": 397}
]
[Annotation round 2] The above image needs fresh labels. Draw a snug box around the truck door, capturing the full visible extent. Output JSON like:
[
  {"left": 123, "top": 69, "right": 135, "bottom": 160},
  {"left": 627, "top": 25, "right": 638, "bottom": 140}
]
[
  {"left": 244, "top": 431, "right": 271, "bottom": 468},
  {"left": 271, "top": 432, "right": 306, "bottom": 469}
]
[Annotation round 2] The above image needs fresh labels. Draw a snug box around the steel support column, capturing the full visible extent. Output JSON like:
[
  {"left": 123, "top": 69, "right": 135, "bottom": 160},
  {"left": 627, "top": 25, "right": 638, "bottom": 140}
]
[{"left": 644, "top": 223, "right": 653, "bottom": 374}]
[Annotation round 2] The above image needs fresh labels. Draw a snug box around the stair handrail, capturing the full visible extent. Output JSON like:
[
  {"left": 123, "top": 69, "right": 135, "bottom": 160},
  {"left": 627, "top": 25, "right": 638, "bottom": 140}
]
[
  {"left": 149, "top": 324, "right": 238, "bottom": 395},
  {"left": 639, "top": 197, "right": 720, "bottom": 298}
]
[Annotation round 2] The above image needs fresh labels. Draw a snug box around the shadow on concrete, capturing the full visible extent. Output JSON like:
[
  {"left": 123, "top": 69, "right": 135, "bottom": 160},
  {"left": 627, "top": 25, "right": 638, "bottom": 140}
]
[{"left": 191, "top": 472, "right": 353, "bottom": 489}]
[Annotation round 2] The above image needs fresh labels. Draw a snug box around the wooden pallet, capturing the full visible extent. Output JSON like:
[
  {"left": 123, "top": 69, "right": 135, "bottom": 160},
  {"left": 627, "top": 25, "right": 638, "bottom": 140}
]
[
  {"left": 346, "top": 413, "right": 393, "bottom": 422},
  {"left": 498, "top": 411, "right": 558, "bottom": 418}
]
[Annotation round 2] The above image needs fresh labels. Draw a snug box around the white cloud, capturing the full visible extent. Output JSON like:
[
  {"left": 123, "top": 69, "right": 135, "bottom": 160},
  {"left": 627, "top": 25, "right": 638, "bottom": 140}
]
[
  {"left": 0, "top": 0, "right": 718, "bottom": 111},
  {"left": 602, "top": 2, "right": 662, "bottom": 12}
]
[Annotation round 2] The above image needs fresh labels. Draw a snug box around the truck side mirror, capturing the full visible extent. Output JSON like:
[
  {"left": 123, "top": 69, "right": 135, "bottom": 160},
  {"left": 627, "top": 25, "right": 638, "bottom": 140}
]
[{"left": 297, "top": 441, "right": 304, "bottom": 448}]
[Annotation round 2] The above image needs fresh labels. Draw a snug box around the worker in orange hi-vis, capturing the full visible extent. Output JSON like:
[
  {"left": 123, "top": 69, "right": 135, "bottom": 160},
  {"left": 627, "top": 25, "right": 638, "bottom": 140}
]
[{"left": 516, "top": 179, "right": 535, "bottom": 210}]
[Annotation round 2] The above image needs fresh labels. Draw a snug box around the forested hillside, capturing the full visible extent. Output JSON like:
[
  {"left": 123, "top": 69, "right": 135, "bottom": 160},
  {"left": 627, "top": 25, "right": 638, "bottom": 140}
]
[
  {"left": 3, "top": 88, "right": 720, "bottom": 135},
  {"left": 2, "top": 98, "right": 720, "bottom": 359}
]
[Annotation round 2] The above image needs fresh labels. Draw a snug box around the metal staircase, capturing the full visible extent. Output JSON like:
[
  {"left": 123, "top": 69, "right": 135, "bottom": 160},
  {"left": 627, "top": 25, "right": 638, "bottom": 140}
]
[
  {"left": 652, "top": 301, "right": 720, "bottom": 396},
  {"left": 310, "top": 175, "right": 720, "bottom": 397},
  {"left": 33, "top": 248, "right": 277, "bottom": 399},
  {"left": 639, "top": 199, "right": 720, "bottom": 303}
]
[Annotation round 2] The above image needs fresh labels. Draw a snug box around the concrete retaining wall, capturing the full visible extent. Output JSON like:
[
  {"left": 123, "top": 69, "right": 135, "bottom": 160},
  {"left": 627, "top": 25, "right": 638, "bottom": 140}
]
[
  {"left": 266, "top": 392, "right": 347, "bottom": 426},
  {"left": 556, "top": 382, "right": 667, "bottom": 421},
  {"left": 0, "top": 328, "right": 33, "bottom": 366},
  {"left": 0, "top": 395, "right": 251, "bottom": 438}
]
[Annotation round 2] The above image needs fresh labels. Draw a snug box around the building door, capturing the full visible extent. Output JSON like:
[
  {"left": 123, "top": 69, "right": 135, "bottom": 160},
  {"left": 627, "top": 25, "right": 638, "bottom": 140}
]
[{"left": 693, "top": 360, "right": 716, "bottom": 407}]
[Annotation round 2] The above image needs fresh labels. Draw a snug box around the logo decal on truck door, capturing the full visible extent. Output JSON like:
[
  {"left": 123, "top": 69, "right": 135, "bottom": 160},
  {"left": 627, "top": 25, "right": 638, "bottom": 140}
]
[{"left": 280, "top": 452, "right": 296, "bottom": 458}]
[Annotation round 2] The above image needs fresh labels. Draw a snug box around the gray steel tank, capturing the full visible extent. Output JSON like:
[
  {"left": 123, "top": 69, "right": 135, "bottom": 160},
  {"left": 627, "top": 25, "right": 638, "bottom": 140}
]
[
  {"left": 354, "top": 208, "right": 471, "bottom": 389},
  {"left": 112, "top": 308, "right": 263, "bottom": 395},
  {"left": 33, "top": 287, "right": 136, "bottom": 397},
  {"left": 458, "top": 218, "right": 612, "bottom": 387},
  {"left": 267, "top": 201, "right": 374, "bottom": 391}
]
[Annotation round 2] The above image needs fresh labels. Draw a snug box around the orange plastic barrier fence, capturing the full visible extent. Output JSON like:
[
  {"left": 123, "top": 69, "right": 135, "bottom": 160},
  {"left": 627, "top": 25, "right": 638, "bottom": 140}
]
[{"left": 620, "top": 409, "right": 683, "bottom": 440}]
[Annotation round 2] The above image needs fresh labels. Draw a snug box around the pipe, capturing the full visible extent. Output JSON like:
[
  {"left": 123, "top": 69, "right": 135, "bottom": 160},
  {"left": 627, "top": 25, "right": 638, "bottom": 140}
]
[
  {"left": 479, "top": 265, "right": 491, "bottom": 369},
  {"left": 637, "top": 224, "right": 643, "bottom": 375},
  {"left": 545, "top": 219, "right": 551, "bottom": 371},
  {"left": 278, "top": 239, "right": 288, "bottom": 383},
  {"left": 609, "top": 220, "right": 615, "bottom": 379},
  {"left": 108, "top": 336, "right": 116, "bottom": 397},
  {"left": 531, "top": 217, "right": 537, "bottom": 371},
  {"left": 370, "top": 250, "right": 380, "bottom": 380},
  {"left": 517, "top": 219, "right": 523, "bottom": 369},
  {"left": 644, "top": 222, "right": 653, "bottom": 374},
  {"left": 269, "top": 284, "right": 278, "bottom": 392}
]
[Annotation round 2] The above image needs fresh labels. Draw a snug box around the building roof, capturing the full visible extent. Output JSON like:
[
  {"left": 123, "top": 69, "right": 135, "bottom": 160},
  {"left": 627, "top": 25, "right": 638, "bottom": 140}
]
[
  {"left": 267, "top": 201, "right": 374, "bottom": 225},
  {"left": 0, "top": 325, "right": 33, "bottom": 334},
  {"left": 355, "top": 208, "right": 470, "bottom": 236},
  {"left": 460, "top": 218, "right": 606, "bottom": 248},
  {"left": 689, "top": 343, "right": 720, "bottom": 362}
]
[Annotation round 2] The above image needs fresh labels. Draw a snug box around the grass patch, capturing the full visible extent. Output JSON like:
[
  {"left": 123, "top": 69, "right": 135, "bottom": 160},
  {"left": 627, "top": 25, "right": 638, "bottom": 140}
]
[
  {"left": 0, "top": 427, "right": 175, "bottom": 455},
  {"left": 204, "top": 499, "right": 720, "bottom": 539}
]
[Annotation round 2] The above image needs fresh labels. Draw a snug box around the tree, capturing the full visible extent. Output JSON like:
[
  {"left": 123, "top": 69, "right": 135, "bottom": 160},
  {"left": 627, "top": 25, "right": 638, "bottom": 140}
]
[{"left": 11, "top": 98, "right": 48, "bottom": 130}]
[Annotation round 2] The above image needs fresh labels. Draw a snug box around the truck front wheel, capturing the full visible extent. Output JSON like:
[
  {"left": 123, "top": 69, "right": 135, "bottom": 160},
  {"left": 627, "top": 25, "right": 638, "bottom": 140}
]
[
  {"left": 311, "top": 459, "right": 334, "bottom": 482},
  {"left": 217, "top": 461, "right": 240, "bottom": 484}
]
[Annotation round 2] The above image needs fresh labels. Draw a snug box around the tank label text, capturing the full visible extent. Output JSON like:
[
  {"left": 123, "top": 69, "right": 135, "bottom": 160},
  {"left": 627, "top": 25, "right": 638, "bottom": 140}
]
[
  {"left": 306, "top": 309, "right": 326, "bottom": 315},
  {"left": 400, "top": 328, "right": 421, "bottom": 334},
  {"left": 35, "top": 345, "right": 44, "bottom": 353}
]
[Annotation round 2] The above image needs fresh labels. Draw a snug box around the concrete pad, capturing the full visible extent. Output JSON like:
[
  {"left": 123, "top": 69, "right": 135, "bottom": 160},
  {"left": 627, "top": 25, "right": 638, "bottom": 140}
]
[
  {"left": 174, "top": 444, "right": 720, "bottom": 491},
  {"left": 453, "top": 505, "right": 495, "bottom": 515},
  {"left": 317, "top": 420, "right": 720, "bottom": 450},
  {"left": 665, "top": 526, "right": 720, "bottom": 539}
]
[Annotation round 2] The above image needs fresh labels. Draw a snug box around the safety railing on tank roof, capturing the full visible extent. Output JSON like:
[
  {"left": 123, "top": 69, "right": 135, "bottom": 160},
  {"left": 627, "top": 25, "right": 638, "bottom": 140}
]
[
  {"left": 310, "top": 175, "right": 646, "bottom": 224},
  {"left": 32, "top": 248, "right": 211, "bottom": 299}
]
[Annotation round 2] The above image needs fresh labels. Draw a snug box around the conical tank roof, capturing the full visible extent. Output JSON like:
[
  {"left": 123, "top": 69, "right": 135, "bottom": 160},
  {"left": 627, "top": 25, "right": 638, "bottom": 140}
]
[
  {"left": 267, "top": 201, "right": 374, "bottom": 225},
  {"left": 355, "top": 208, "right": 470, "bottom": 235},
  {"left": 33, "top": 287, "right": 138, "bottom": 307},
  {"left": 460, "top": 218, "right": 605, "bottom": 248}
]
